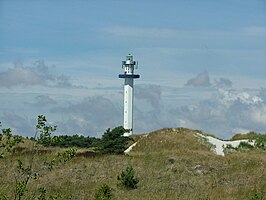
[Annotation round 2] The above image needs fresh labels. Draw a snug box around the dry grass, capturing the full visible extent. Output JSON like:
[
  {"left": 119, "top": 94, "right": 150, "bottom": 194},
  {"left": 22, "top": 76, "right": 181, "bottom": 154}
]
[{"left": 0, "top": 128, "right": 265, "bottom": 199}]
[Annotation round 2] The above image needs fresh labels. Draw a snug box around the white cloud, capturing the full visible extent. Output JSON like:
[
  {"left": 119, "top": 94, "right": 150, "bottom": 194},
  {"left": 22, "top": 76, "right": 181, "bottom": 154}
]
[
  {"left": 135, "top": 84, "right": 162, "bottom": 108},
  {"left": 218, "top": 89, "right": 263, "bottom": 105},
  {"left": 52, "top": 96, "right": 122, "bottom": 136},
  {"left": 214, "top": 78, "right": 232, "bottom": 88},
  {"left": 0, "top": 61, "right": 44, "bottom": 87},
  {"left": 0, "top": 60, "right": 74, "bottom": 88},
  {"left": 1, "top": 85, "right": 266, "bottom": 139},
  {"left": 250, "top": 106, "right": 266, "bottom": 125},
  {"left": 259, "top": 88, "right": 266, "bottom": 101},
  {"left": 171, "top": 88, "right": 266, "bottom": 138},
  {"left": 30, "top": 95, "right": 57, "bottom": 106},
  {"left": 1, "top": 62, "right": 266, "bottom": 139},
  {"left": 1, "top": 112, "right": 34, "bottom": 137},
  {"left": 186, "top": 71, "right": 211, "bottom": 87},
  {"left": 232, "top": 128, "right": 251, "bottom": 134}
]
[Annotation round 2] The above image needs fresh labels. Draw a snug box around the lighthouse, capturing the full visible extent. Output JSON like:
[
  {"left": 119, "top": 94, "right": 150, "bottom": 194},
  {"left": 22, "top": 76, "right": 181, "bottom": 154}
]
[{"left": 119, "top": 54, "right": 140, "bottom": 136}]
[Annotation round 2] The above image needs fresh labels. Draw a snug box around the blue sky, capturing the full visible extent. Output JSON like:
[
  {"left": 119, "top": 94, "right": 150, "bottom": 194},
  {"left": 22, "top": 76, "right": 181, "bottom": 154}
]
[{"left": 0, "top": 0, "right": 266, "bottom": 138}]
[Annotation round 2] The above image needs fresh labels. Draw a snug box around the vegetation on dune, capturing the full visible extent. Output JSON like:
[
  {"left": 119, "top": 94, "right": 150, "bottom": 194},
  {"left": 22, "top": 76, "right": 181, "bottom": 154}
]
[
  {"left": 231, "top": 131, "right": 262, "bottom": 140},
  {"left": 47, "top": 134, "right": 100, "bottom": 148},
  {"left": 225, "top": 132, "right": 266, "bottom": 152},
  {"left": 0, "top": 116, "right": 78, "bottom": 199},
  {"left": 31, "top": 125, "right": 131, "bottom": 154},
  {"left": 1, "top": 121, "right": 266, "bottom": 199},
  {"left": 0, "top": 116, "right": 133, "bottom": 199}
]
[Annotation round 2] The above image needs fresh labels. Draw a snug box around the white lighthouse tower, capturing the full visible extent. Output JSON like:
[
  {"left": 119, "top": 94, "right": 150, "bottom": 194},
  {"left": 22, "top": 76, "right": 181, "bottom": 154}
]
[{"left": 119, "top": 54, "right": 140, "bottom": 136}]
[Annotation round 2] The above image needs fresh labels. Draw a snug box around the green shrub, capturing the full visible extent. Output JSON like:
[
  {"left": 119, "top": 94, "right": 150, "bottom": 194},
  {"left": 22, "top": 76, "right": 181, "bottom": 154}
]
[
  {"left": 57, "top": 148, "right": 76, "bottom": 164},
  {"left": 0, "top": 123, "right": 24, "bottom": 158},
  {"left": 94, "top": 183, "right": 112, "bottom": 200},
  {"left": 223, "top": 144, "right": 237, "bottom": 154},
  {"left": 238, "top": 141, "right": 254, "bottom": 150},
  {"left": 117, "top": 166, "right": 139, "bottom": 189},
  {"left": 254, "top": 134, "right": 266, "bottom": 150},
  {"left": 99, "top": 126, "right": 131, "bottom": 154},
  {"left": 231, "top": 132, "right": 258, "bottom": 140}
]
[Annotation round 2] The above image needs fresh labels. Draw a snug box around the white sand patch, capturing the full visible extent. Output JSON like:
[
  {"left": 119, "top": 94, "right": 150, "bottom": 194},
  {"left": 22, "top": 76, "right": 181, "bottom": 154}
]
[
  {"left": 196, "top": 133, "right": 254, "bottom": 156},
  {"left": 124, "top": 142, "right": 138, "bottom": 154},
  {"left": 124, "top": 134, "right": 148, "bottom": 154}
]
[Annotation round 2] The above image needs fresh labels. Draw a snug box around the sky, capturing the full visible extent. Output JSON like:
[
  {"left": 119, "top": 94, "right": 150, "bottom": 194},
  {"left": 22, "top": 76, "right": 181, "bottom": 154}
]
[{"left": 0, "top": 0, "right": 266, "bottom": 139}]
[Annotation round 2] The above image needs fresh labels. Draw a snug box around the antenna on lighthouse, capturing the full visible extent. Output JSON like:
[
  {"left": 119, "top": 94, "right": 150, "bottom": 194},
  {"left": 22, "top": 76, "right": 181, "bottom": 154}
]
[{"left": 118, "top": 54, "right": 140, "bottom": 136}]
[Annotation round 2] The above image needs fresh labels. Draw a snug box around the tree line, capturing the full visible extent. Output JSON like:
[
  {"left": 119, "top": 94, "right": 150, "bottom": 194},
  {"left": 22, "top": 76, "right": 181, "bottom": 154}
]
[{"left": 26, "top": 119, "right": 133, "bottom": 154}]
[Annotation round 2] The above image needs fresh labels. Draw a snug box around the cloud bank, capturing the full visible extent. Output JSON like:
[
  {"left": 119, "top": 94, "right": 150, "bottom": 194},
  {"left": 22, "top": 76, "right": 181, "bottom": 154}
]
[
  {"left": 1, "top": 68, "right": 265, "bottom": 139},
  {"left": 52, "top": 96, "right": 122, "bottom": 136},
  {"left": 0, "top": 60, "right": 73, "bottom": 88},
  {"left": 172, "top": 88, "right": 266, "bottom": 138}
]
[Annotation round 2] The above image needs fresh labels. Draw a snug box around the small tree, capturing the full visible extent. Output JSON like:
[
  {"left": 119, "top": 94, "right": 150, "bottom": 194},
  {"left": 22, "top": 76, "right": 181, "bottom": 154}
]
[
  {"left": 99, "top": 126, "right": 131, "bottom": 154},
  {"left": 36, "top": 115, "right": 58, "bottom": 147},
  {"left": 94, "top": 183, "right": 112, "bottom": 200},
  {"left": 117, "top": 166, "right": 139, "bottom": 189}
]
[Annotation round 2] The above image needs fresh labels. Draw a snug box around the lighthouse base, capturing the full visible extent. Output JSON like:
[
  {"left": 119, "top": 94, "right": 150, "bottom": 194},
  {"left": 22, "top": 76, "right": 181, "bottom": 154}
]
[{"left": 123, "top": 129, "right": 132, "bottom": 137}]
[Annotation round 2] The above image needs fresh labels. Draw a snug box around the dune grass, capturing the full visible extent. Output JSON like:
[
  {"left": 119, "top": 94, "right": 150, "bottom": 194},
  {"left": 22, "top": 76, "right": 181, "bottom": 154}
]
[{"left": 0, "top": 128, "right": 265, "bottom": 199}]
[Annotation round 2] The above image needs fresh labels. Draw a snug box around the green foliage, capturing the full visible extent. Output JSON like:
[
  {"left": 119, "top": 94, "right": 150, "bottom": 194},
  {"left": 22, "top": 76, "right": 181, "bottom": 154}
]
[
  {"left": 117, "top": 166, "right": 139, "bottom": 189},
  {"left": 228, "top": 132, "right": 266, "bottom": 153},
  {"left": 35, "top": 125, "right": 130, "bottom": 155},
  {"left": 57, "top": 148, "right": 76, "bottom": 164},
  {"left": 250, "top": 190, "right": 265, "bottom": 200},
  {"left": 43, "top": 148, "right": 76, "bottom": 171},
  {"left": 238, "top": 141, "right": 254, "bottom": 149},
  {"left": 36, "top": 115, "right": 58, "bottom": 147},
  {"left": 15, "top": 159, "right": 39, "bottom": 199},
  {"left": 37, "top": 187, "right": 59, "bottom": 200},
  {"left": 4, "top": 115, "right": 76, "bottom": 199},
  {"left": 231, "top": 131, "right": 266, "bottom": 150},
  {"left": 254, "top": 134, "right": 266, "bottom": 150},
  {"left": 15, "top": 180, "right": 27, "bottom": 199},
  {"left": 0, "top": 123, "right": 24, "bottom": 158},
  {"left": 99, "top": 126, "right": 131, "bottom": 154},
  {"left": 94, "top": 183, "right": 113, "bottom": 200},
  {"left": 231, "top": 132, "right": 259, "bottom": 140},
  {"left": 49, "top": 134, "right": 100, "bottom": 148},
  {"left": 223, "top": 144, "right": 237, "bottom": 154},
  {"left": 37, "top": 187, "right": 47, "bottom": 200},
  {"left": 13, "top": 115, "right": 54, "bottom": 199}
]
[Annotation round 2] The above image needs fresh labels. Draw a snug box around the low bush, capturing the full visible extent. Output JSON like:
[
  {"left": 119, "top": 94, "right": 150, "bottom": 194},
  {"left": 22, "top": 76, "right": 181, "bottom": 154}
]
[
  {"left": 94, "top": 183, "right": 112, "bottom": 200},
  {"left": 117, "top": 166, "right": 139, "bottom": 189}
]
